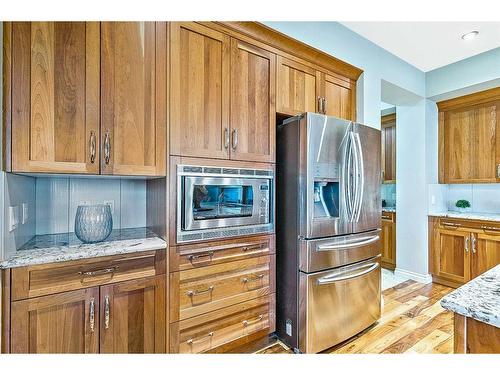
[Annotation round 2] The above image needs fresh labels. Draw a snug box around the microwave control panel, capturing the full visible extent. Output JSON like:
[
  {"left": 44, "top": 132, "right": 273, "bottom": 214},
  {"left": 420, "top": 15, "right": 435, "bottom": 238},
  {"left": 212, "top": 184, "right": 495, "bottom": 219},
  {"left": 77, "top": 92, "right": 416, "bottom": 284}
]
[{"left": 259, "top": 183, "right": 270, "bottom": 223}]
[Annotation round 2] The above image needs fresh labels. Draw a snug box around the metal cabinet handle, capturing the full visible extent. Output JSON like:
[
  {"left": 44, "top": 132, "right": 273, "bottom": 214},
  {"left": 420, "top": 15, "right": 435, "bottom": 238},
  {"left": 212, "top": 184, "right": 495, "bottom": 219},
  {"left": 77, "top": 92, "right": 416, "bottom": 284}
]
[
  {"left": 89, "top": 298, "right": 95, "bottom": 332},
  {"left": 442, "top": 222, "right": 461, "bottom": 228},
  {"left": 187, "top": 331, "right": 214, "bottom": 345},
  {"left": 317, "top": 97, "right": 323, "bottom": 114},
  {"left": 242, "top": 314, "right": 263, "bottom": 327},
  {"left": 104, "top": 131, "right": 111, "bottom": 164},
  {"left": 89, "top": 131, "right": 96, "bottom": 164},
  {"left": 481, "top": 225, "right": 500, "bottom": 232},
  {"left": 242, "top": 244, "right": 263, "bottom": 252},
  {"left": 471, "top": 233, "right": 477, "bottom": 254},
  {"left": 188, "top": 252, "right": 214, "bottom": 264},
  {"left": 322, "top": 98, "right": 327, "bottom": 114},
  {"left": 187, "top": 286, "right": 214, "bottom": 297},
  {"left": 241, "top": 274, "right": 264, "bottom": 283},
  {"left": 497, "top": 164, "right": 500, "bottom": 178},
  {"left": 104, "top": 295, "right": 110, "bottom": 329},
  {"left": 382, "top": 215, "right": 391, "bottom": 220},
  {"left": 465, "top": 235, "right": 470, "bottom": 253},
  {"left": 78, "top": 266, "right": 118, "bottom": 281},
  {"left": 231, "top": 129, "right": 238, "bottom": 150},
  {"left": 224, "top": 128, "right": 230, "bottom": 149}
]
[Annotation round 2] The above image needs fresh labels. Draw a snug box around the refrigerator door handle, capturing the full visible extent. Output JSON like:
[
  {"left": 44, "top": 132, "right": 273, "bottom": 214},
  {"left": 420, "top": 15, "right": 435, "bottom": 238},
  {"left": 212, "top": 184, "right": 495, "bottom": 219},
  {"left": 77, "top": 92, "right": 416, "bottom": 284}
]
[
  {"left": 352, "top": 131, "right": 364, "bottom": 222},
  {"left": 343, "top": 131, "right": 354, "bottom": 222},
  {"left": 316, "top": 234, "right": 380, "bottom": 251},
  {"left": 317, "top": 262, "right": 379, "bottom": 285}
]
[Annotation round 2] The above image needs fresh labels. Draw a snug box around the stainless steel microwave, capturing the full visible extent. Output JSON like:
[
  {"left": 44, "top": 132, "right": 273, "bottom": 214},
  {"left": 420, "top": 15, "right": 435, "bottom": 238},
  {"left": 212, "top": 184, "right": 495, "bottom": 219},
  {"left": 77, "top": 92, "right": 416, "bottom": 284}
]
[{"left": 177, "top": 165, "right": 274, "bottom": 243}]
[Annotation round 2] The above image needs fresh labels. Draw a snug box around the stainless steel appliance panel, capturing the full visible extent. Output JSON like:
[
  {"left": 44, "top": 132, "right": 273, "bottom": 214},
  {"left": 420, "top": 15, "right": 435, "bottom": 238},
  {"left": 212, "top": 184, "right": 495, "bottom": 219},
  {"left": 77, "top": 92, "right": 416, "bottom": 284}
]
[
  {"left": 351, "top": 122, "right": 382, "bottom": 234},
  {"left": 298, "top": 257, "right": 381, "bottom": 353},
  {"left": 299, "top": 229, "right": 381, "bottom": 273},
  {"left": 302, "top": 113, "right": 352, "bottom": 239}
]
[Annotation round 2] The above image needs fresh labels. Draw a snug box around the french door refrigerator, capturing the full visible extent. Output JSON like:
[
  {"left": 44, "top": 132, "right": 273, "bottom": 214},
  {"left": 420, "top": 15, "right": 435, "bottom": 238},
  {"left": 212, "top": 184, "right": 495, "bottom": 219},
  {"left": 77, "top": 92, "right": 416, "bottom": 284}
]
[{"left": 276, "top": 112, "right": 382, "bottom": 353}]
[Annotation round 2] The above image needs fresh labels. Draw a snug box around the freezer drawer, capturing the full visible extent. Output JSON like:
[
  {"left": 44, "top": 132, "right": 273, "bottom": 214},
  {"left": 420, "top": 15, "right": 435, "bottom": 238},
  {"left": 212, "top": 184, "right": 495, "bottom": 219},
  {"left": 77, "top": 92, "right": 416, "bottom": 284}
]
[
  {"left": 299, "top": 229, "right": 381, "bottom": 272},
  {"left": 298, "top": 257, "right": 381, "bottom": 353}
]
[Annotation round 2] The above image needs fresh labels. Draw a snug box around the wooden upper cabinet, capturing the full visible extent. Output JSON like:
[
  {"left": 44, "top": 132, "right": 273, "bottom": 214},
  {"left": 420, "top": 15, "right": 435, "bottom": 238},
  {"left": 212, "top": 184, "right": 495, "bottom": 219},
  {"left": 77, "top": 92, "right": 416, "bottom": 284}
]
[
  {"left": 10, "top": 22, "right": 100, "bottom": 174},
  {"left": 100, "top": 22, "right": 167, "bottom": 176},
  {"left": 438, "top": 89, "right": 500, "bottom": 184},
  {"left": 276, "top": 56, "right": 318, "bottom": 116},
  {"left": 170, "top": 22, "right": 230, "bottom": 159},
  {"left": 381, "top": 113, "right": 396, "bottom": 183},
  {"left": 319, "top": 72, "right": 355, "bottom": 121},
  {"left": 230, "top": 39, "right": 276, "bottom": 163},
  {"left": 99, "top": 276, "right": 166, "bottom": 353},
  {"left": 10, "top": 288, "right": 99, "bottom": 353}
]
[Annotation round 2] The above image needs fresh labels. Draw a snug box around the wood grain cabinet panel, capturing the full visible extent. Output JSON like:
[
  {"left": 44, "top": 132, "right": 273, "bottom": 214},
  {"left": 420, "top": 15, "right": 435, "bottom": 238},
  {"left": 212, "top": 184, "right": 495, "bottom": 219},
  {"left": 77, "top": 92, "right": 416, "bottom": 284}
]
[
  {"left": 10, "top": 22, "right": 100, "bottom": 174},
  {"left": 472, "top": 232, "right": 500, "bottom": 279},
  {"left": 320, "top": 72, "right": 355, "bottom": 121},
  {"left": 100, "top": 22, "right": 167, "bottom": 176},
  {"left": 276, "top": 56, "right": 318, "bottom": 116},
  {"left": 381, "top": 212, "right": 396, "bottom": 270},
  {"left": 170, "top": 22, "right": 230, "bottom": 159},
  {"left": 433, "top": 229, "right": 471, "bottom": 284},
  {"left": 10, "top": 288, "right": 99, "bottom": 353},
  {"left": 99, "top": 276, "right": 166, "bottom": 353},
  {"left": 381, "top": 113, "right": 396, "bottom": 183},
  {"left": 230, "top": 39, "right": 276, "bottom": 162},
  {"left": 438, "top": 89, "right": 500, "bottom": 184}
]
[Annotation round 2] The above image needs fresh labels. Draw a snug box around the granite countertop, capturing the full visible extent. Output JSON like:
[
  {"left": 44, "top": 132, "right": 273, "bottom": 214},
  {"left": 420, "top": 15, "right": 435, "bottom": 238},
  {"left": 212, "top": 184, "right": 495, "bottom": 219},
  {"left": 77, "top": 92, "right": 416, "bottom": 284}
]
[
  {"left": 0, "top": 227, "right": 167, "bottom": 269},
  {"left": 440, "top": 265, "right": 500, "bottom": 328},
  {"left": 429, "top": 211, "right": 500, "bottom": 222},
  {"left": 382, "top": 207, "right": 396, "bottom": 213}
]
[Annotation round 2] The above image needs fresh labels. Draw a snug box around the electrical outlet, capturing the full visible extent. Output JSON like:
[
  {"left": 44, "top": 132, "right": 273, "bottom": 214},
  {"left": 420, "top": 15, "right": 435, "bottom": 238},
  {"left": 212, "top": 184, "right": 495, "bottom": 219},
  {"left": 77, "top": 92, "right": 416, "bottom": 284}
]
[
  {"left": 8, "top": 206, "right": 19, "bottom": 232},
  {"left": 22, "top": 203, "right": 29, "bottom": 224},
  {"left": 431, "top": 195, "right": 436, "bottom": 205},
  {"left": 104, "top": 200, "right": 115, "bottom": 214}
]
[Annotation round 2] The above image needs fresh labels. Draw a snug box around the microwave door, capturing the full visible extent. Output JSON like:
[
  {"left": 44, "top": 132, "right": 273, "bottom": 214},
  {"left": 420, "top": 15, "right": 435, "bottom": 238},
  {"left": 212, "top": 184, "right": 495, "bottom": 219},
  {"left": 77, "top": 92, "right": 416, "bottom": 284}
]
[
  {"left": 304, "top": 113, "right": 352, "bottom": 238},
  {"left": 351, "top": 123, "right": 381, "bottom": 234}
]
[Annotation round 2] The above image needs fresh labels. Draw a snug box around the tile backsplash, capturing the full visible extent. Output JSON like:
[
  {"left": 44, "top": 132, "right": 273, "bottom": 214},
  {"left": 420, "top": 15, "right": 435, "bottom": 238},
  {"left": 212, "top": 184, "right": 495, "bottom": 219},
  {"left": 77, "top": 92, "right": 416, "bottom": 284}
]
[
  {"left": 428, "top": 183, "right": 500, "bottom": 214},
  {"left": 381, "top": 183, "right": 396, "bottom": 207}
]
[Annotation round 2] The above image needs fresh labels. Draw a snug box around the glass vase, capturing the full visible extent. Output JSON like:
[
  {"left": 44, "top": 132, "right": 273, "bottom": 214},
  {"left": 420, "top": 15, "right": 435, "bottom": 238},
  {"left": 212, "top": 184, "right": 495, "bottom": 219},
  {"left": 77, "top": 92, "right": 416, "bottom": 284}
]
[{"left": 74, "top": 204, "right": 113, "bottom": 243}]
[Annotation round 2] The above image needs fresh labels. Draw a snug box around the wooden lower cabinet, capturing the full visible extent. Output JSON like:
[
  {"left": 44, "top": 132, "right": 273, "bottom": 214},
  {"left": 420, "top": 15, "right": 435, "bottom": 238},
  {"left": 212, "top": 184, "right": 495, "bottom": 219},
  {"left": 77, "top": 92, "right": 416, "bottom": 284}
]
[
  {"left": 170, "top": 294, "right": 275, "bottom": 354},
  {"left": 100, "top": 276, "right": 166, "bottom": 353},
  {"left": 454, "top": 314, "right": 500, "bottom": 354},
  {"left": 381, "top": 212, "right": 396, "bottom": 269},
  {"left": 11, "top": 288, "right": 100, "bottom": 353},
  {"left": 429, "top": 217, "right": 500, "bottom": 287}
]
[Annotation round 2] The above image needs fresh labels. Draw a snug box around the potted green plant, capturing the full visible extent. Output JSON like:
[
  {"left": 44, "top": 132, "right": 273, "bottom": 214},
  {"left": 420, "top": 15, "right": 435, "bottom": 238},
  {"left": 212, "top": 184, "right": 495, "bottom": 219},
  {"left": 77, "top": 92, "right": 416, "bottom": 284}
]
[{"left": 455, "top": 199, "right": 471, "bottom": 213}]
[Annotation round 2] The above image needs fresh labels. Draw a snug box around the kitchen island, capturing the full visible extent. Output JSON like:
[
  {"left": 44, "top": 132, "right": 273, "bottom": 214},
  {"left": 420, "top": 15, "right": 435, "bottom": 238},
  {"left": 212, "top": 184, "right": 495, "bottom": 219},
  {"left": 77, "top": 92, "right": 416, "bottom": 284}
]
[{"left": 440, "top": 264, "right": 500, "bottom": 353}]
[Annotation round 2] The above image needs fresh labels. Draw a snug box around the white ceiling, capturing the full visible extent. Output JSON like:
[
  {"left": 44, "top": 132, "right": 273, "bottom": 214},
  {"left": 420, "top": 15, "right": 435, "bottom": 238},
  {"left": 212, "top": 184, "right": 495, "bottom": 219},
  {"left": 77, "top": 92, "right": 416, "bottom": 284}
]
[{"left": 341, "top": 22, "right": 500, "bottom": 72}]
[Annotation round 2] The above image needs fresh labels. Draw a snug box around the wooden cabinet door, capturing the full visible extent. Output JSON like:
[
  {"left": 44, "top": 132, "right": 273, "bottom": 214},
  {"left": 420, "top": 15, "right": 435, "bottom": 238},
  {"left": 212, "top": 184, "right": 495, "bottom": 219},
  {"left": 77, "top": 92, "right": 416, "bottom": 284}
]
[
  {"left": 170, "top": 22, "right": 230, "bottom": 159},
  {"left": 230, "top": 39, "right": 276, "bottom": 163},
  {"left": 10, "top": 22, "right": 100, "bottom": 174},
  {"left": 434, "top": 229, "right": 471, "bottom": 284},
  {"left": 381, "top": 215, "right": 395, "bottom": 268},
  {"left": 276, "top": 56, "right": 318, "bottom": 116},
  {"left": 99, "top": 276, "right": 166, "bottom": 353},
  {"left": 381, "top": 114, "right": 396, "bottom": 182},
  {"left": 472, "top": 232, "right": 500, "bottom": 279},
  {"left": 320, "top": 72, "right": 355, "bottom": 121},
  {"left": 440, "top": 101, "right": 499, "bottom": 183},
  {"left": 10, "top": 288, "right": 99, "bottom": 353},
  {"left": 101, "top": 22, "right": 167, "bottom": 176}
]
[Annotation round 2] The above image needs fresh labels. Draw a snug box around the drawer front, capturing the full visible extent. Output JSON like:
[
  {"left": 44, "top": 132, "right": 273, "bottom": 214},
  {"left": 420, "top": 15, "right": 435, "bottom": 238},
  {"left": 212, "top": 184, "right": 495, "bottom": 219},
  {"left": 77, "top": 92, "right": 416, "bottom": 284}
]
[
  {"left": 11, "top": 251, "right": 165, "bottom": 301},
  {"left": 170, "top": 255, "right": 274, "bottom": 322},
  {"left": 382, "top": 212, "right": 394, "bottom": 222},
  {"left": 170, "top": 235, "right": 274, "bottom": 272},
  {"left": 438, "top": 218, "right": 500, "bottom": 234},
  {"left": 170, "top": 294, "right": 275, "bottom": 353}
]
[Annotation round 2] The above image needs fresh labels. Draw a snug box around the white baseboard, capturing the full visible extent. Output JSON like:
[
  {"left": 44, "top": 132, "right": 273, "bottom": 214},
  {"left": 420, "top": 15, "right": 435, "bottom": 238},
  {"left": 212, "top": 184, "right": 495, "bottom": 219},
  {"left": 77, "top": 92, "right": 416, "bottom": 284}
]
[{"left": 394, "top": 268, "right": 432, "bottom": 284}]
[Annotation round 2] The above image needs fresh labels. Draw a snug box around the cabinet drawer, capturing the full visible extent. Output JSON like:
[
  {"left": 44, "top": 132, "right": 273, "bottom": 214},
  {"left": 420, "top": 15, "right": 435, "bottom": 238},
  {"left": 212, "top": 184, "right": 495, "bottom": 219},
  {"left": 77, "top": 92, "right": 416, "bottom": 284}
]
[
  {"left": 170, "top": 235, "right": 274, "bottom": 272},
  {"left": 382, "top": 212, "right": 394, "bottom": 222},
  {"left": 170, "top": 294, "right": 275, "bottom": 353},
  {"left": 170, "top": 255, "right": 275, "bottom": 322},
  {"left": 11, "top": 250, "right": 165, "bottom": 301}
]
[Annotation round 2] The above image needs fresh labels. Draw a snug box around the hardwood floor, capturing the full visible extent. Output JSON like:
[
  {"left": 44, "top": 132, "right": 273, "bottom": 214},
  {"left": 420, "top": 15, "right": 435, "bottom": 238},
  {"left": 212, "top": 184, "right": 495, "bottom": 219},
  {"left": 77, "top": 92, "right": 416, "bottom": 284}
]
[{"left": 256, "top": 280, "right": 455, "bottom": 354}]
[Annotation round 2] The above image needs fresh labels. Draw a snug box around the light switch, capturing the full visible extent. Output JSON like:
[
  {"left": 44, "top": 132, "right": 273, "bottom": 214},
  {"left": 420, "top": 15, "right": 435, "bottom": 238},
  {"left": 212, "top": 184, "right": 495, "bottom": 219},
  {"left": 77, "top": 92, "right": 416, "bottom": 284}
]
[
  {"left": 8, "top": 206, "right": 19, "bottom": 232},
  {"left": 22, "top": 203, "right": 29, "bottom": 224}
]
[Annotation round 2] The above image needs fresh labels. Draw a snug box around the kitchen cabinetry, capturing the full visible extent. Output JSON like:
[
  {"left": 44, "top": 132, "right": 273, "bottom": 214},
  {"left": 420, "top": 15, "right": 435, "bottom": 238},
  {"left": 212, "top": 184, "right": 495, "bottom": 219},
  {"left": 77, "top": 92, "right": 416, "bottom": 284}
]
[
  {"left": 438, "top": 88, "right": 500, "bottom": 184},
  {"left": 381, "top": 113, "right": 396, "bottom": 183},
  {"left": 381, "top": 211, "right": 396, "bottom": 270},
  {"left": 4, "top": 21, "right": 167, "bottom": 176},
  {"left": 100, "top": 22, "right": 167, "bottom": 176},
  {"left": 318, "top": 72, "right": 355, "bottom": 120},
  {"left": 429, "top": 217, "right": 500, "bottom": 287},
  {"left": 6, "top": 250, "right": 166, "bottom": 353}
]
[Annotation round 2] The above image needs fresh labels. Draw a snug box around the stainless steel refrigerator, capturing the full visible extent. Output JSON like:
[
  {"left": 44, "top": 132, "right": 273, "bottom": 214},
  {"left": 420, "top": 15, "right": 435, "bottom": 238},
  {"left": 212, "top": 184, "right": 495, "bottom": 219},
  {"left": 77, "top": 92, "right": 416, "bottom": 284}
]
[{"left": 276, "top": 112, "right": 382, "bottom": 353}]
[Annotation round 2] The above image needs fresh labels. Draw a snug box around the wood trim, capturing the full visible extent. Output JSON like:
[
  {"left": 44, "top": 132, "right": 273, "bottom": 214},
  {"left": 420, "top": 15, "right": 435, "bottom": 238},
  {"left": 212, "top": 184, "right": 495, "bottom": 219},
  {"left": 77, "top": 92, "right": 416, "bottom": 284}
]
[
  {"left": 381, "top": 113, "right": 396, "bottom": 125},
  {"left": 438, "top": 111, "right": 445, "bottom": 183},
  {"left": 453, "top": 313, "right": 466, "bottom": 353},
  {"left": 431, "top": 275, "right": 462, "bottom": 289},
  {"left": 437, "top": 87, "right": 500, "bottom": 111},
  {"left": 2, "top": 22, "right": 12, "bottom": 172},
  {"left": 1, "top": 270, "right": 11, "bottom": 353},
  {"left": 212, "top": 22, "right": 363, "bottom": 81}
]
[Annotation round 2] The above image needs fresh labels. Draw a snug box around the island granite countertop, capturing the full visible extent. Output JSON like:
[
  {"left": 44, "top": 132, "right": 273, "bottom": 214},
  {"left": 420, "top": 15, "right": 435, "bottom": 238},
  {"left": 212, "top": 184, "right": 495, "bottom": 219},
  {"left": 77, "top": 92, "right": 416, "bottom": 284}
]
[
  {"left": 0, "top": 227, "right": 167, "bottom": 269},
  {"left": 440, "top": 265, "right": 500, "bottom": 328},
  {"left": 429, "top": 211, "right": 500, "bottom": 222}
]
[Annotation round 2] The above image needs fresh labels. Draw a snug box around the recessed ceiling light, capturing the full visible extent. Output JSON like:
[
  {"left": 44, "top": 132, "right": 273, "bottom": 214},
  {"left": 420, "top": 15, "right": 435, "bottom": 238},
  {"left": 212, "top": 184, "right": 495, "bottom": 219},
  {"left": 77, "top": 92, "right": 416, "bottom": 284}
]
[{"left": 461, "top": 31, "right": 479, "bottom": 40}]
